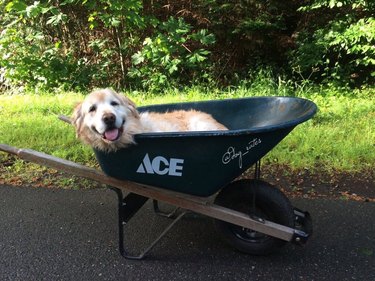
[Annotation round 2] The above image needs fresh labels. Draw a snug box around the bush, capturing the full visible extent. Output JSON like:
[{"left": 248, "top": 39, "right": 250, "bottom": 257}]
[
  {"left": 0, "top": 0, "right": 215, "bottom": 91},
  {"left": 0, "top": 0, "right": 148, "bottom": 90},
  {"left": 0, "top": 0, "right": 373, "bottom": 91},
  {"left": 0, "top": 1, "right": 93, "bottom": 90},
  {"left": 129, "top": 17, "right": 215, "bottom": 91},
  {"left": 290, "top": 0, "right": 375, "bottom": 87}
]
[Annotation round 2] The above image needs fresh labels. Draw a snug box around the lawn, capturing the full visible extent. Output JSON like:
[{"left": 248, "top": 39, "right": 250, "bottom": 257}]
[{"left": 0, "top": 85, "right": 374, "bottom": 189}]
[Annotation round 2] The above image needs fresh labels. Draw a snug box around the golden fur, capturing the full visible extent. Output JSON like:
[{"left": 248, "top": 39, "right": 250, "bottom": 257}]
[{"left": 72, "top": 88, "right": 227, "bottom": 152}]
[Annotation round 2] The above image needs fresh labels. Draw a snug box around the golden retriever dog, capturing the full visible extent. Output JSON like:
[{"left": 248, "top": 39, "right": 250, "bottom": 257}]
[{"left": 72, "top": 88, "right": 227, "bottom": 152}]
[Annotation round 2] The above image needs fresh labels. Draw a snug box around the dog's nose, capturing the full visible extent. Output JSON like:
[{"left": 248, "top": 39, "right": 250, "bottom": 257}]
[{"left": 102, "top": 113, "right": 116, "bottom": 125}]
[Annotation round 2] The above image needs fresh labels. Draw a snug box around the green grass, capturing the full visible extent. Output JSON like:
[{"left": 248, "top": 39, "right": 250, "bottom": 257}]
[
  {"left": 0, "top": 84, "right": 374, "bottom": 174},
  {"left": 271, "top": 93, "right": 375, "bottom": 171}
]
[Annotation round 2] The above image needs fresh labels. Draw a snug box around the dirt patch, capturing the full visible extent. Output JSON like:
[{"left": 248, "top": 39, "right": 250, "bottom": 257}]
[
  {"left": 1, "top": 156, "right": 374, "bottom": 202},
  {"left": 241, "top": 165, "right": 375, "bottom": 202},
  {"left": 0, "top": 156, "right": 104, "bottom": 190}
]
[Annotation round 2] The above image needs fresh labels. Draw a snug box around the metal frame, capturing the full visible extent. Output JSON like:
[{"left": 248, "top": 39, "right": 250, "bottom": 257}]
[{"left": 110, "top": 187, "right": 187, "bottom": 260}]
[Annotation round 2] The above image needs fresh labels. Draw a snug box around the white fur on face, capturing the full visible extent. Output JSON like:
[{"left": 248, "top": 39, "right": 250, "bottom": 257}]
[
  {"left": 81, "top": 89, "right": 127, "bottom": 135},
  {"left": 73, "top": 88, "right": 142, "bottom": 152},
  {"left": 73, "top": 88, "right": 227, "bottom": 152}
]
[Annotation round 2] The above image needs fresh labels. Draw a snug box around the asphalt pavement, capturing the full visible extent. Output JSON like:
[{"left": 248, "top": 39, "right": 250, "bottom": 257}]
[{"left": 1, "top": 184, "right": 374, "bottom": 281}]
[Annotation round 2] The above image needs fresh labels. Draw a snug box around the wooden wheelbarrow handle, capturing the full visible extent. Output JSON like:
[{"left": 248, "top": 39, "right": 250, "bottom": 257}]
[
  {"left": 0, "top": 142, "right": 297, "bottom": 243},
  {"left": 0, "top": 143, "right": 21, "bottom": 155},
  {"left": 58, "top": 115, "right": 72, "bottom": 124}
]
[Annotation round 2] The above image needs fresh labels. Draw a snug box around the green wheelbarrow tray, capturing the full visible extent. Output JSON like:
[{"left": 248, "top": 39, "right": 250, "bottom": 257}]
[
  {"left": 0, "top": 96, "right": 317, "bottom": 259},
  {"left": 94, "top": 96, "right": 317, "bottom": 197}
]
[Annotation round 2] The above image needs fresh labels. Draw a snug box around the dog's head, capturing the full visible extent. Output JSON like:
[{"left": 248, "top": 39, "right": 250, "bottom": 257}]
[{"left": 72, "top": 88, "right": 142, "bottom": 152}]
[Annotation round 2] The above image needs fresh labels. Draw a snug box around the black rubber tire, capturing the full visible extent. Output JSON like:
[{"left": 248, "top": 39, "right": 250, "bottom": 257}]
[{"left": 214, "top": 179, "right": 295, "bottom": 256}]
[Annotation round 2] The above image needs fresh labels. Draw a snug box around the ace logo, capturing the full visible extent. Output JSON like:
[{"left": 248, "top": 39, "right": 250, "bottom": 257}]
[{"left": 136, "top": 154, "right": 184, "bottom": 177}]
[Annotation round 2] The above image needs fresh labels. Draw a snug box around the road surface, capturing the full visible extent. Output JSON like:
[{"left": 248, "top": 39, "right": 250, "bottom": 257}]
[{"left": 1, "top": 185, "right": 374, "bottom": 280}]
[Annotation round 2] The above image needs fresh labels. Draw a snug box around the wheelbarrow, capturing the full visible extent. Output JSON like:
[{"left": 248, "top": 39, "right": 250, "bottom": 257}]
[{"left": 0, "top": 96, "right": 317, "bottom": 259}]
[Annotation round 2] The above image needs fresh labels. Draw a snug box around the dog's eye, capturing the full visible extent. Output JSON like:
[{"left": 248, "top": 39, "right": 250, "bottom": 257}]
[
  {"left": 88, "top": 105, "right": 96, "bottom": 113},
  {"left": 110, "top": 101, "right": 119, "bottom": 106}
]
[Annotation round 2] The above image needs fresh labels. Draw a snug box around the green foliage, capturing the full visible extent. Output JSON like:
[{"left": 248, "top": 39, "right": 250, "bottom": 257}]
[
  {"left": 291, "top": 0, "right": 375, "bottom": 86},
  {"left": 129, "top": 17, "right": 215, "bottom": 91},
  {"left": 201, "top": 0, "right": 298, "bottom": 83},
  {"left": 0, "top": 0, "right": 147, "bottom": 90},
  {"left": 0, "top": 0, "right": 374, "bottom": 91},
  {"left": 0, "top": 25, "right": 89, "bottom": 89}
]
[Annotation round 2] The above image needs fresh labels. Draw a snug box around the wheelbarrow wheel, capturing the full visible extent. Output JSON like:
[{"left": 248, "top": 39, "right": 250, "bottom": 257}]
[{"left": 214, "top": 179, "right": 294, "bottom": 256}]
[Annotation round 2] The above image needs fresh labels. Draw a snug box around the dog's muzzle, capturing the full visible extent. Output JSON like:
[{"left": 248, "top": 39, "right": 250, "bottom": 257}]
[
  {"left": 99, "top": 113, "right": 124, "bottom": 142},
  {"left": 103, "top": 113, "right": 116, "bottom": 126}
]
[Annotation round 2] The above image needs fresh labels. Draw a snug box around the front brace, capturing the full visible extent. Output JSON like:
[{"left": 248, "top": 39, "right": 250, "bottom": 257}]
[{"left": 110, "top": 187, "right": 186, "bottom": 260}]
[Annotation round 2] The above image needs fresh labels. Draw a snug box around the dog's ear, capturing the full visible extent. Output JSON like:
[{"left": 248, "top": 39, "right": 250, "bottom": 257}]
[
  {"left": 72, "top": 102, "right": 84, "bottom": 137},
  {"left": 117, "top": 93, "right": 140, "bottom": 119}
]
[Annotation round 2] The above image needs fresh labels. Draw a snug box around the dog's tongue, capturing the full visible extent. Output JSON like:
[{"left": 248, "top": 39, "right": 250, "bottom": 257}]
[{"left": 104, "top": 128, "right": 119, "bottom": 141}]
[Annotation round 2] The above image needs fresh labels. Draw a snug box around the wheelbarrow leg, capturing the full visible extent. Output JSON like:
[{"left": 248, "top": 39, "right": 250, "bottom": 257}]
[
  {"left": 254, "top": 159, "right": 261, "bottom": 180},
  {"left": 110, "top": 187, "right": 187, "bottom": 260}
]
